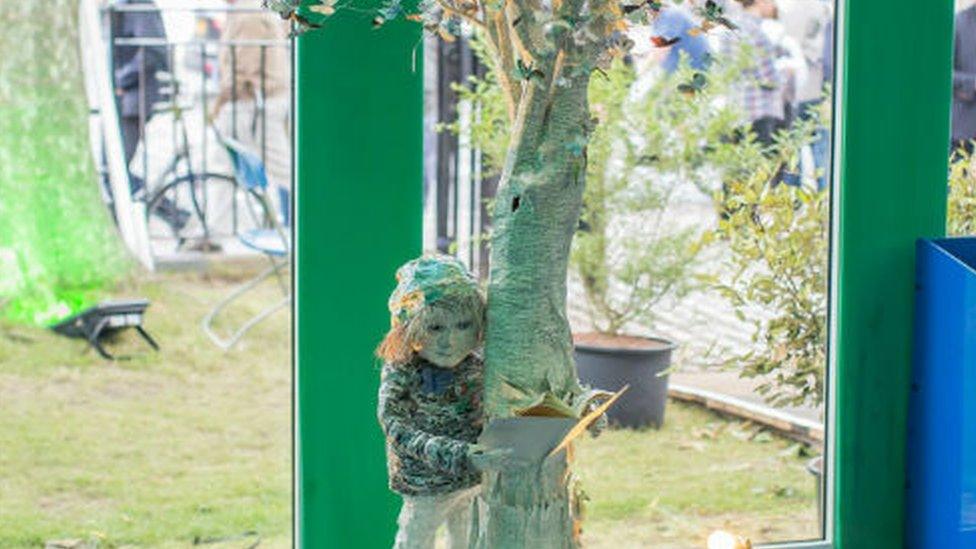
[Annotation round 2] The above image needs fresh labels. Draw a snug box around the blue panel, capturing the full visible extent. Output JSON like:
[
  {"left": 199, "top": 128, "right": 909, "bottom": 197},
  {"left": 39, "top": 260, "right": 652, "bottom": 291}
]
[{"left": 907, "top": 238, "right": 976, "bottom": 548}]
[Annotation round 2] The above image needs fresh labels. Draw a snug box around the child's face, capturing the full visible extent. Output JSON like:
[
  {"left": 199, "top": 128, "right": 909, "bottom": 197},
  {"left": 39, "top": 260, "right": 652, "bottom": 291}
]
[{"left": 416, "top": 304, "right": 479, "bottom": 369}]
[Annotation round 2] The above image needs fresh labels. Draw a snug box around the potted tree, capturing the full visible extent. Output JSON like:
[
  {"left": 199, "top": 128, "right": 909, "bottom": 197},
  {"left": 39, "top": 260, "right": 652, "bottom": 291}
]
[
  {"left": 454, "top": 53, "right": 753, "bottom": 428},
  {"left": 570, "top": 56, "right": 750, "bottom": 428},
  {"left": 709, "top": 113, "right": 829, "bottom": 409}
]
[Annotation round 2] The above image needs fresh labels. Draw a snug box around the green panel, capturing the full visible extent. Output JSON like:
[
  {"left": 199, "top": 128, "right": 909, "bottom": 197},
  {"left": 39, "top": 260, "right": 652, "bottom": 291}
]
[
  {"left": 833, "top": 0, "right": 953, "bottom": 546},
  {"left": 295, "top": 7, "right": 423, "bottom": 548}
]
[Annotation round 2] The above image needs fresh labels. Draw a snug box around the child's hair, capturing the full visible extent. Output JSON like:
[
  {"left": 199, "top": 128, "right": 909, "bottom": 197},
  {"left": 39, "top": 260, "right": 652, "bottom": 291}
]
[{"left": 376, "top": 254, "right": 485, "bottom": 364}]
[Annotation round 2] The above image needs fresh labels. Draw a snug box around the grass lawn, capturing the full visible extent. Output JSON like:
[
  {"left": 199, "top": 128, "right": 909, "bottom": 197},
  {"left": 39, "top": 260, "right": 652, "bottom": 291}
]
[
  {"left": 577, "top": 402, "right": 819, "bottom": 548},
  {"left": 0, "top": 266, "right": 291, "bottom": 549},
  {"left": 2, "top": 268, "right": 818, "bottom": 548}
]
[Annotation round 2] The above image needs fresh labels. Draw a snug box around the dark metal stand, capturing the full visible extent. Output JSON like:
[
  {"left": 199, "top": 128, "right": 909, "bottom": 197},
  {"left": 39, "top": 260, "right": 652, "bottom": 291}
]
[{"left": 51, "top": 299, "right": 159, "bottom": 360}]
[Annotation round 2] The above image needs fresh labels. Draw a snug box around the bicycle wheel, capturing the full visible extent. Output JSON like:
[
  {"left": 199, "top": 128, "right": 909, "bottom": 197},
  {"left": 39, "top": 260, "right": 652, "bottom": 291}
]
[{"left": 145, "top": 172, "right": 272, "bottom": 252}]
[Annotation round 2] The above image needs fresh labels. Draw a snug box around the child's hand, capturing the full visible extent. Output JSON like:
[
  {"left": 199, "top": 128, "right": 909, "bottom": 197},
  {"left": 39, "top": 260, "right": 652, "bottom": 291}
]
[{"left": 468, "top": 445, "right": 530, "bottom": 471}]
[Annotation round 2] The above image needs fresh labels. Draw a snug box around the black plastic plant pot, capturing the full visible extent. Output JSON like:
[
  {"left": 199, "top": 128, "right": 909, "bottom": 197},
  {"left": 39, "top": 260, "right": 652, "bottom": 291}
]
[{"left": 573, "top": 333, "right": 676, "bottom": 429}]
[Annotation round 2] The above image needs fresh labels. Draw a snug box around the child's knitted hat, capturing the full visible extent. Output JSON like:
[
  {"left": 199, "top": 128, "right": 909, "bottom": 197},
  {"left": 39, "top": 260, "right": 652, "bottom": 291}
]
[{"left": 388, "top": 254, "right": 481, "bottom": 327}]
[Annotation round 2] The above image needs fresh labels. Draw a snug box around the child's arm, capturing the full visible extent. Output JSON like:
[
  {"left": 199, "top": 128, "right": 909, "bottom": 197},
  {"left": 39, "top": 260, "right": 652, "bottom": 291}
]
[{"left": 377, "top": 364, "right": 472, "bottom": 475}]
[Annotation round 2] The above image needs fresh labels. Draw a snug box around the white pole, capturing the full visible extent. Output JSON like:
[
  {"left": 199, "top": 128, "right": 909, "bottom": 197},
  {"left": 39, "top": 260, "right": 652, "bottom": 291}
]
[{"left": 79, "top": 0, "right": 156, "bottom": 271}]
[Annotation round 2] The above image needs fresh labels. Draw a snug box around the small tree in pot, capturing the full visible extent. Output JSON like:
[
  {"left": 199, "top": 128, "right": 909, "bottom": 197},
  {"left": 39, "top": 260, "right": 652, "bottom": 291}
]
[
  {"left": 571, "top": 56, "right": 752, "bottom": 428},
  {"left": 454, "top": 49, "right": 758, "bottom": 429}
]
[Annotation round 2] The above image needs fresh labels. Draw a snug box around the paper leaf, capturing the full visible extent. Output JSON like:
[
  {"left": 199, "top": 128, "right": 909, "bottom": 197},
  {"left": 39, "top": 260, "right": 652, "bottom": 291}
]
[{"left": 547, "top": 385, "right": 629, "bottom": 458}]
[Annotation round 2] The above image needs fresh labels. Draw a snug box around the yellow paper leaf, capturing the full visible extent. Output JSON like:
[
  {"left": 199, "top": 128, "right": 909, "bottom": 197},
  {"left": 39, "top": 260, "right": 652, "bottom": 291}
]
[{"left": 547, "top": 385, "right": 628, "bottom": 457}]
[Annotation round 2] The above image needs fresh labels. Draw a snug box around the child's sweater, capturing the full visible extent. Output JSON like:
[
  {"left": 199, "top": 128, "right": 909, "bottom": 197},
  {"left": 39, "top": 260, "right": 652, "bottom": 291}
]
[{"left": 377, "top": 354, "right": 484, "bottom": 496}]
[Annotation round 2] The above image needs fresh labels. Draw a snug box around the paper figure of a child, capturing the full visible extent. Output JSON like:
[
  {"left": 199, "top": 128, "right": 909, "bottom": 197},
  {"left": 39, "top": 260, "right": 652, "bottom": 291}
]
[{"left": 376, "top": 254, "right": 517, "bottom": 549}]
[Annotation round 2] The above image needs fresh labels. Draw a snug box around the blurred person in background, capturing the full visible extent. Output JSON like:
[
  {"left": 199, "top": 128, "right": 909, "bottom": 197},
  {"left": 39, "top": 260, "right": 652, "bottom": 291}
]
[
  {"left": 651, "top": 0, "right": 712, "bottom": 74},
  {"left": 823, "top": 18, "right": 833, "bottom": 85},
  {"left": 717, "top": 0, "right": 784, "bottom": 215},
  {"left": 723, "top": 0, "right": 783, "bottom": 146},
  {"left": 776, "top": 0, "right": 830, "bottom": 120},
  {"left": 113, "top": 0, "right": 168, "bottom": 176},
  {"left": 759, "top": 1, "right": 807, "bottom": 126},
  {"left": 211, "top": 0, "right": 292, "bottom": 225},
  {"left": 777, "top": 0, "right": 832, "bottom": 189},
  {"left": 112, "top": 0, "right": 188, "bottom": 228},
  {"left": 952, "top": 0, "right": 976, "bottom": 157}
]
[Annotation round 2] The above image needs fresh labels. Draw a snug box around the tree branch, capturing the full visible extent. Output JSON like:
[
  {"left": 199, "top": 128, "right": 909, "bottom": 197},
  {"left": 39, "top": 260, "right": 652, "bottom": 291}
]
[
  {"left": 435, "top": 0, "right": 487, "bottom": 30},
  {"left": 506, "top": 0, "right": 538, "bottom": 65},
  {"left": 486, "top": 8, "right": 520, "bottom": 122}
]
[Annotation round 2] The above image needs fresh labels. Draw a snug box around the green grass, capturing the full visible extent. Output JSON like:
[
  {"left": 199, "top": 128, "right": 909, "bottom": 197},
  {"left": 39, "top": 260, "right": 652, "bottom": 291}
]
[
  {"left": 0, "top": 267, "right": 291, "bottom": 548},
  {"left": 577, "top": 402, "right": 819, "bottom": 548}
]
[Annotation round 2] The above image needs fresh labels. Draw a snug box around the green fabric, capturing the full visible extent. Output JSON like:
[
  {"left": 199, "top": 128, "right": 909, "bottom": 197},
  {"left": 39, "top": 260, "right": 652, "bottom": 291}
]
[
  {"left": 295, "top": 1, "right": 424, "bottom": 543},
  {"left": 0, "top": 0, "right": 127, "bottom": 326}
]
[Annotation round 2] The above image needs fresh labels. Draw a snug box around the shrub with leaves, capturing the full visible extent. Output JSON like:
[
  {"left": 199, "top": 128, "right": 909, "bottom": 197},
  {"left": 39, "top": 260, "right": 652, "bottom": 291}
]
[
  {"left": 453, "top": 47, "right": 756, "bottom": 336},
  {"left": 948, "top": 146, "right": 976, "bottom": 236},
  {"left": 573, "top": 54, "right": 754, "bottom": 335},
  {"left": 706, "top": 113, "right": 829, "bottom": 408}
]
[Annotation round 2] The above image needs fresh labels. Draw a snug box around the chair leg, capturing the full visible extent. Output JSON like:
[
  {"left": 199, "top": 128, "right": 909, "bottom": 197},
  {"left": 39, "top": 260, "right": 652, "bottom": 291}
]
[
  {"left": 202, "top": 262, "right": 290, "bottom": 350},
  {"left": 217, "top": 295, "right": 291, "bottom": 350},
  {"left": 270, "top": 257, "right": 289, "bottom": 295}
]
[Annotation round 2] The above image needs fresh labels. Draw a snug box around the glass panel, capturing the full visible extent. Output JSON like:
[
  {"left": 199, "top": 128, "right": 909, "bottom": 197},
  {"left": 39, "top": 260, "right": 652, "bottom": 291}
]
[
  {"left": 415, "top": 0, "right": 839, "bottom": 546},
  {"left": 0, "top": 2, "right": 293, "bottom": 546}
]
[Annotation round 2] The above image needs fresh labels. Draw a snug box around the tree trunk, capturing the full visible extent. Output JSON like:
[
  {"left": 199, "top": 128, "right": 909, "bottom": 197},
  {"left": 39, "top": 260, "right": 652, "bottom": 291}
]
[{"left": 478, "top": 67, "right": 591, "bottom": 547}]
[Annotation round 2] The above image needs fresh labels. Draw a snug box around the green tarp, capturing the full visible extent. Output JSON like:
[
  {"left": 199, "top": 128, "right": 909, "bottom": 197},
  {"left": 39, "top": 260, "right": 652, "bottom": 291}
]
[{"left": 0, "top": 0, "right": 127, "bottom": 326}]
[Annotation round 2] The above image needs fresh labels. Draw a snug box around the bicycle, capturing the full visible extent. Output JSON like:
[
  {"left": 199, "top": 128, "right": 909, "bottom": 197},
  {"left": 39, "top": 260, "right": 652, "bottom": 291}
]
[{"left": 142, "top": 96, "right": 271, "bottom": 254}]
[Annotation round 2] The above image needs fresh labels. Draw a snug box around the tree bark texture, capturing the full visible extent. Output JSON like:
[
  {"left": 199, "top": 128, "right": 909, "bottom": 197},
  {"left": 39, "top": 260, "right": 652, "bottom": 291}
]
[{"left": 479, "top": 64, "right": 592, "bottom": 547}]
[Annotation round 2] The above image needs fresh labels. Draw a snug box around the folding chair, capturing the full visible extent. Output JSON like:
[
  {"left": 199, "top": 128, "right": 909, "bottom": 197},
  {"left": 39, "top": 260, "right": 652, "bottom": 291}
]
[{"left": 202, "top": 131, "right": 291, "bottom": 349}]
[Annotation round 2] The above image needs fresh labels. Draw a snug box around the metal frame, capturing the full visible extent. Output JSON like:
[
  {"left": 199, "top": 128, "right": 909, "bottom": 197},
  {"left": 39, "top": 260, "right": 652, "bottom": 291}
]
[
  {"left": 820, "top": 0, "right": 847, "bottom": 542},
  {"left": 425, "top": 31, "right": 494, "bottom": 278}
]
